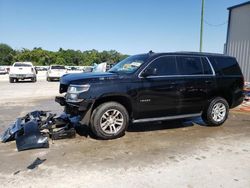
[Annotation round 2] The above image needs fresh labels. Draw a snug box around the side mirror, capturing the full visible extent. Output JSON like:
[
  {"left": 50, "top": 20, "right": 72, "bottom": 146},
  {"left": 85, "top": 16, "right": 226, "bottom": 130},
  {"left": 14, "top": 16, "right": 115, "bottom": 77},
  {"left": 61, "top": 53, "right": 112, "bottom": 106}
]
[{"left": 141, "top": 68, "right": 157, "bottom": 77}]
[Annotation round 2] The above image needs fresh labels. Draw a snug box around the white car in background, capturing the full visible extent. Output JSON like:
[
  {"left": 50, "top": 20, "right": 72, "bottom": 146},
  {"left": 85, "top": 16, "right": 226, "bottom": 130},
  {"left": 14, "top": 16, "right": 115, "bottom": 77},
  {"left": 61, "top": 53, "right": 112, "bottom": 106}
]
[
  {"left": 46, "top": 65, "right": 67, "bottom": 81},
  {"left": 0, "top": 67, "right": 8, "bottom": 74},
  {"left": 66, "top": 66, "right": 84, "bottom": 73},
  {"left": 9, "top": 62, "right": 37, "bottom": 83}
]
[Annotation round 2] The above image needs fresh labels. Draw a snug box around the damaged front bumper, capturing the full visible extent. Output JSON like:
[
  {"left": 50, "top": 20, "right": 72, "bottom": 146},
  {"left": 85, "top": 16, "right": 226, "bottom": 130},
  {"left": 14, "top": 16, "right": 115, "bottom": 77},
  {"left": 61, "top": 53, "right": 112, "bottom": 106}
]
[
  {"left": 55, "top": 96, "right": 94, "bottom": 125},
  {"left": 1, "top": 111, "right": 80, "bottom": 151}
]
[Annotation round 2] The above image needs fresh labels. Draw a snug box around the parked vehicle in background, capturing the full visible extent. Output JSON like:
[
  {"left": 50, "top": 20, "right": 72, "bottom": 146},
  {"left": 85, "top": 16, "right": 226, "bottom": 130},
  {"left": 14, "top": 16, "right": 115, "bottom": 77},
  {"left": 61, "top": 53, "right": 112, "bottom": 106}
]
[
  {"left": 83, "top": 66, "right": 93, "bottom": 73},
  {"left": 9, "top": 62, "right": 37, "bottom": 83},
  {"left": 35, "top": 66, "right": 48, "bottom": 71},
  {"left": 0, "top": 67, "right": 8, "bottom": 74},
  {"left": 46, "top": 65, "right": 67, "bottom": 81},
  {"left": 57, "top": 51, "right": 244, "bottom": 140},
  {"left": 67, "top": 67, "right": 83, "bottom": 73}
]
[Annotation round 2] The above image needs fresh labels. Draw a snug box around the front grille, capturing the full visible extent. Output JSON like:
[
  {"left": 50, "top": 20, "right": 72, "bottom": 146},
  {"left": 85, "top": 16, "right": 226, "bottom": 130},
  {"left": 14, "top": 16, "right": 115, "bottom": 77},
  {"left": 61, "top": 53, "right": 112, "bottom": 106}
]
[{"left": 59, "top": 84, "right": 68, "bottom": 93}]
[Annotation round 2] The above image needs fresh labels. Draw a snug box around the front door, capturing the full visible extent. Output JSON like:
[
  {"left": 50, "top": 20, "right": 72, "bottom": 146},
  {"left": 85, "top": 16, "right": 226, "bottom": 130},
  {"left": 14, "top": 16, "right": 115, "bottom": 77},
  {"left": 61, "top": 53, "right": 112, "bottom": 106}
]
[{"left": 136, "top": 56, "right": 181, "bottom": 119}]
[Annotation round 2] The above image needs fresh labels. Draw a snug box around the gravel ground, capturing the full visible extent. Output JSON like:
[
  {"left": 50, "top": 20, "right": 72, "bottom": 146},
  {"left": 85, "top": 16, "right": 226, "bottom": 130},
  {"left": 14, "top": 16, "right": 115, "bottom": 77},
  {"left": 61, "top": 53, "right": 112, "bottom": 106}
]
[{"left": 0, "top": 75, "right": 250, "bottom": 188}]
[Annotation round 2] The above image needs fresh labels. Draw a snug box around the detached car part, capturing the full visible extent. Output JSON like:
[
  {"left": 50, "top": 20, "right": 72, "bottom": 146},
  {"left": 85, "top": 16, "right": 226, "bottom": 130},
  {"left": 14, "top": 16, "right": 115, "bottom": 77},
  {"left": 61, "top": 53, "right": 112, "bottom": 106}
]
[
  {"left": 1, "top": 110, "right": 79, "bottom": 151},
  {"left": 16, "top": 120, "right": 49, "bottom": 151}
]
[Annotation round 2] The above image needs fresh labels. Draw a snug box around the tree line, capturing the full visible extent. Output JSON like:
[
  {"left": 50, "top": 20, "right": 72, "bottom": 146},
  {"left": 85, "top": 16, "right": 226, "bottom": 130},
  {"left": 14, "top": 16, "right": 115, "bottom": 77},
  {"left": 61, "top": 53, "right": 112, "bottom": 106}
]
[{"left": 0, "top": 43, "right": 129, "bottom": 66}]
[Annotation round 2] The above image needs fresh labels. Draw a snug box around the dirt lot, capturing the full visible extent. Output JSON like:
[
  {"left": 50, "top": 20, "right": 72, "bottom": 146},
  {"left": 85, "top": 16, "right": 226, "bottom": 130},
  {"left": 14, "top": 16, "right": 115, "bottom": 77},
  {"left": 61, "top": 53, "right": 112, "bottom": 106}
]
[{"left": 0, "top": 74, "right": 250, "bottom": 188}]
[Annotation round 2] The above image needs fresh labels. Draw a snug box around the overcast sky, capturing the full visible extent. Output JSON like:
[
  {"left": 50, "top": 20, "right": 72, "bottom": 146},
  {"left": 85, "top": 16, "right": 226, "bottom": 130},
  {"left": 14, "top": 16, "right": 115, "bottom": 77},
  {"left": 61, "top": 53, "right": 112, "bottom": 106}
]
[{"left": 0, "top": 0, "right": 247, "bottom": 54}]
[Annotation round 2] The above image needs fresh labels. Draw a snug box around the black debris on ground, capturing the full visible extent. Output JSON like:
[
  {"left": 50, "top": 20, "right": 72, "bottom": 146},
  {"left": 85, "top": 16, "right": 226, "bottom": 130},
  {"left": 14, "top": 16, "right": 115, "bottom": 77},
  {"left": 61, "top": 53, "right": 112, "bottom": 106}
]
[{"left": 27, "top": 157, "right": 47, "bottom": 170}]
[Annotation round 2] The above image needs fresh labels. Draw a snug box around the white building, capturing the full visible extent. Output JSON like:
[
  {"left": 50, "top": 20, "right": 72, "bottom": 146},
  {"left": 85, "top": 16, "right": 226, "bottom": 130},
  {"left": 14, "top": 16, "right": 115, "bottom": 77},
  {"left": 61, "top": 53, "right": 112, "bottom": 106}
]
[{"left": 225, "top": 1, "right": 250, "bottom": 81}]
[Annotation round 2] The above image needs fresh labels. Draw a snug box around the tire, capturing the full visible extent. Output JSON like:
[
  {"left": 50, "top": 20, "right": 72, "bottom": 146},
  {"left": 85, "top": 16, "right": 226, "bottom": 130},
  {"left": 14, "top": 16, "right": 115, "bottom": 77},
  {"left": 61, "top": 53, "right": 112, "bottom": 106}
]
[
  {"left": 9, "top": 77, "right": 14, "bottom": 83},
  {"left": 90, "top": 102, "right": 129, "bottom": 139},
  {"left": 32, "top": 77, "right": 37, "bottom": 82},
  {"left": 202, "top": 97, "right": 229, "bottom": 126},
  {"left": 47, "top": 77, "right": 51, "bottom": 82}
]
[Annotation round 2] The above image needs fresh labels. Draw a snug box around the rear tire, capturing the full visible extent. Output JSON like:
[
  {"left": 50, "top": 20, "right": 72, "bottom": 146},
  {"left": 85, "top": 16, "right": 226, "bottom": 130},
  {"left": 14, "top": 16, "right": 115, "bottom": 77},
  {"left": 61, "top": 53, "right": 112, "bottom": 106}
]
[
  {"left": 90, "top": 102, "right": 129, "bottom": 139},
  {"left": 47, "top": 77, "right": 51, "bottom": 82},
  {"left": 202, "top": 97, "right": 229, "bottom": 126}
]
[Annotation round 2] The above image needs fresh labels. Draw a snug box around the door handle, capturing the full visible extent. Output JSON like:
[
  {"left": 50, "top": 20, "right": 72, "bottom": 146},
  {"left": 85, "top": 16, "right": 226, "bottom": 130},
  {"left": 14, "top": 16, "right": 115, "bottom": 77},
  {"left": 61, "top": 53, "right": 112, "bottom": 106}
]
[{"left": 205, "top": 80, "right": 212, "bottom": 84}]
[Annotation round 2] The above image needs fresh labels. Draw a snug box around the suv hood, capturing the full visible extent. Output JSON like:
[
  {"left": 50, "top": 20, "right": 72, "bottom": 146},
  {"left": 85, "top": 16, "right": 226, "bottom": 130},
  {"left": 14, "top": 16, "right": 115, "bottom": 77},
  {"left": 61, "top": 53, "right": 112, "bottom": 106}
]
[{"left": 60, "top": 72, "right": 119, "bottom": 85}]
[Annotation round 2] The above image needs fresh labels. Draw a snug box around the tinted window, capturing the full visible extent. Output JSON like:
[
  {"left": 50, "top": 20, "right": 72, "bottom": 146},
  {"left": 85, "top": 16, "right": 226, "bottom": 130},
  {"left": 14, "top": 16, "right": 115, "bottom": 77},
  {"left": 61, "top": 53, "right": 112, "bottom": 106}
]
[
  {"left": 147, "top": 56, "right": 178, "bottom": 76},
  {"left": 214, "top": 57, "right": 242, "bottom": 75},
  {"left": 201, "top": 57, "right": 213, "bottom": 75},
  {"left": 176, "top": 56, "right": 203, "bottom": 75}
]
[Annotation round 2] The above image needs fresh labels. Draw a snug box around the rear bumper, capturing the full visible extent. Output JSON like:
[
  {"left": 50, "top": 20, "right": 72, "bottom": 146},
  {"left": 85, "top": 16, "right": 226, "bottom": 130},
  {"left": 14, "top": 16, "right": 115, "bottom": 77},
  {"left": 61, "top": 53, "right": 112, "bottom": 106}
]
[
  {"left": 9, "top": 74, "right": 36, "bottom": 79},
  {"left": 231, "top": 95, "right": 244, "bottom": 108},
  {"left": 55, "top": 96, "right": 94, "bottom": 125}
]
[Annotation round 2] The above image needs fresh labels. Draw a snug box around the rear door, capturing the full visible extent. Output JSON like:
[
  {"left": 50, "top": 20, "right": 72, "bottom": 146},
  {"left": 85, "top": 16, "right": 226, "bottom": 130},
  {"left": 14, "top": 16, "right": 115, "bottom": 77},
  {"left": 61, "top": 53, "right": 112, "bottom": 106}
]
[{"left": 175, "top": 56, "right": 210, "bottom": 115}]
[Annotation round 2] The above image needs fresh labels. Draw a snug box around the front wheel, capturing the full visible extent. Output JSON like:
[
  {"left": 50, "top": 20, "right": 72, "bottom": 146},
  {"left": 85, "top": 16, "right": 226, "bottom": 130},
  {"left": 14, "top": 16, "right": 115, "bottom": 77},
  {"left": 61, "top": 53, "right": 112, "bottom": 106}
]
[
  {"left": 202, "top": 97, "right": 229, "bottom": 126},
  {"left": 90, "top": 102, "right": 129, "bottom": 139},
  {"left": 32, "top": 77, "right": 37, "bottom": 82},
  {"left": 9, "top": 77, "right": 15, "bottom": 83}
]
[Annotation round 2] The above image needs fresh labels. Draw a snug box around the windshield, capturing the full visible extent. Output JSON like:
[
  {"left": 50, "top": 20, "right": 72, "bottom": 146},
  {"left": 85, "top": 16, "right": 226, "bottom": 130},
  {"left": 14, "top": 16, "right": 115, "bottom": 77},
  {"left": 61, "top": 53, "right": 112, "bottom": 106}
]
[
  {"left": 51, "top": 66, "right": 65, "bottom": 70},
  {"left": 14, "top": 63, "right": 32, "bottom": 67},
  {"left": 108, "top": 54, "right": 148, "bottom": 74}
]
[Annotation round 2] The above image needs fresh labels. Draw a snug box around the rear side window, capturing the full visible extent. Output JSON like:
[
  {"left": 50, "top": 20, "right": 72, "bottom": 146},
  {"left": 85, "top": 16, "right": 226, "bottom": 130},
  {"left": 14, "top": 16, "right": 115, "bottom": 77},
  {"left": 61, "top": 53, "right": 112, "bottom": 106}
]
[
  {"left": 147, "top": 56, "right": 178, "bottom": 76},
  {"left": 214, "top": 57, "right": 242, "bottom": 75},
  {"left": 176, "top": 56, "right": 203, "bottom": 75},
  {"left": 201, "top": 57, "right": 213, "bottom": 75}
]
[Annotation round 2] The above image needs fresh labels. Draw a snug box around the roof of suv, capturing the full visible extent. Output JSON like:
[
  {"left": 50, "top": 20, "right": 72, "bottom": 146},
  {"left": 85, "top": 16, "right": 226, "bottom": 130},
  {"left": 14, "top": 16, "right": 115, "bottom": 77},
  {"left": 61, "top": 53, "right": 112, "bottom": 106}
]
[{"left": 146, "top": 51, "right": 231, "bottom": 58}]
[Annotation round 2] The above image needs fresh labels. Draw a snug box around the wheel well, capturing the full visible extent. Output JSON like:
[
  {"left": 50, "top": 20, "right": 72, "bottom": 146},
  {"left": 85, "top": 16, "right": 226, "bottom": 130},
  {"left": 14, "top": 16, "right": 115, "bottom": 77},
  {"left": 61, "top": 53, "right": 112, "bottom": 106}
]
[
  {"left": 92, "top": 96, "right": 133, "bottom": 117},
  {"left": 207, "top": 95, "right": 233, "bottom": 108}
]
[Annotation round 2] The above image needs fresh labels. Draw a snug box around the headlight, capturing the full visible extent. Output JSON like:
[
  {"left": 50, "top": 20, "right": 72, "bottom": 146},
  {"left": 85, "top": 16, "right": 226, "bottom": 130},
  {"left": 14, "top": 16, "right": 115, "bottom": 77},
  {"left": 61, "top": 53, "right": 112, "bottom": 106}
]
[
  {"left": 66, "top": 84, "right": 90, "bottom": 102},
  {"left": 67, "top": 84, "right": 90, "bottom": 93}
]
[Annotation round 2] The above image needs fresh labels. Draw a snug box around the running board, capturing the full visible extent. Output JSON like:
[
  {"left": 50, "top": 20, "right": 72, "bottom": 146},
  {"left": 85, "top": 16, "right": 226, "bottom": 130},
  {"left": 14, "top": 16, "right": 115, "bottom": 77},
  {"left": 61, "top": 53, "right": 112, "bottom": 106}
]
[{"left": 132, "top": 113, "right": 202, "bottom": 123}]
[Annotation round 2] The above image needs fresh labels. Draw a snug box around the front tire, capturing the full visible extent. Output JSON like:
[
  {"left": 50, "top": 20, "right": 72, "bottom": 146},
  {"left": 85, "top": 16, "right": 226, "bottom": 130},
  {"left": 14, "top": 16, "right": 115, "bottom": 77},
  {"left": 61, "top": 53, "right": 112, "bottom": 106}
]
[
  {"left": 9, "top": 77, "right": 14, "bottom": 83},
  {"left": 32, "top": 77, "right": 37, "bottom": 82},
  {"left": 202, "top": 97, "right": 229, "bottom": 126},
  {"left": 90, "top": 102, "right": 129, "bottom": 139}
]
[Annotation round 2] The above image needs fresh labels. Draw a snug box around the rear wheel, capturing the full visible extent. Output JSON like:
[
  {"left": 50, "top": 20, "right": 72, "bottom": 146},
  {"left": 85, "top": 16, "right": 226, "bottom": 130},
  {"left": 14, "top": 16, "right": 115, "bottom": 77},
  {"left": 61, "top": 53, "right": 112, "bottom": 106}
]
[
  {"left": 47, "top": 77, "right": 51, "bottom": 82},
  {"left": 202, "top": 97, "right": 229, "bottom": 126},
  {"left": 90, "top": 102, "right": 129, "bottom": 139}
]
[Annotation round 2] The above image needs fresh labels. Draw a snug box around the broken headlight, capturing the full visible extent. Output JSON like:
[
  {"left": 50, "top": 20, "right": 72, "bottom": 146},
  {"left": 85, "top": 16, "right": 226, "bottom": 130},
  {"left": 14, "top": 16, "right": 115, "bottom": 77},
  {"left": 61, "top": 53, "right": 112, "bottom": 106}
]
[{"left": 66, "top": 84, "right": 90, "bottom": 102}]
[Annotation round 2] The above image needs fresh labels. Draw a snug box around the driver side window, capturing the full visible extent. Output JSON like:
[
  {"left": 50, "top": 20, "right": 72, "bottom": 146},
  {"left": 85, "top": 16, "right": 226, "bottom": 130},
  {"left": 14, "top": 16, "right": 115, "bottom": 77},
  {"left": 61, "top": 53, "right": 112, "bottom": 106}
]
[{"left": 147, "top": 56, "right": 178, "bottom": 76}]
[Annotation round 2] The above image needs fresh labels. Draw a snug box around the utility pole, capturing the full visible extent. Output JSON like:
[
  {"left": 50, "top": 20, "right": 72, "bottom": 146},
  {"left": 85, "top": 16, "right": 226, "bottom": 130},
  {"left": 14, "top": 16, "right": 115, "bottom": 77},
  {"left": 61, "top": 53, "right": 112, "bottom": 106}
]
[{"left": 200, "top": 0, "right": 205, "bottom": 52}]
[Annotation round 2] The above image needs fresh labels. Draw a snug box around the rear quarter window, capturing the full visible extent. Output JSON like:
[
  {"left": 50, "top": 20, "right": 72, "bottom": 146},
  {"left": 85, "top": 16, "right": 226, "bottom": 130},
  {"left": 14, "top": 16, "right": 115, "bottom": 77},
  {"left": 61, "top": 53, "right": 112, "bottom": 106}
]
[{"left": 214, "top": 57, "right": 242, "bottom": 75}]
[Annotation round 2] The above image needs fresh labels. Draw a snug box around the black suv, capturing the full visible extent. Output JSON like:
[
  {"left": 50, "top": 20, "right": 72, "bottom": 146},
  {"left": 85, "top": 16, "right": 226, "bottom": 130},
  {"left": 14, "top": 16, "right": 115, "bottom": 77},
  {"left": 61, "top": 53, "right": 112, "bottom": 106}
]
[{"left": 56, "top": 52, "right": 244, "bottom": 139}]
